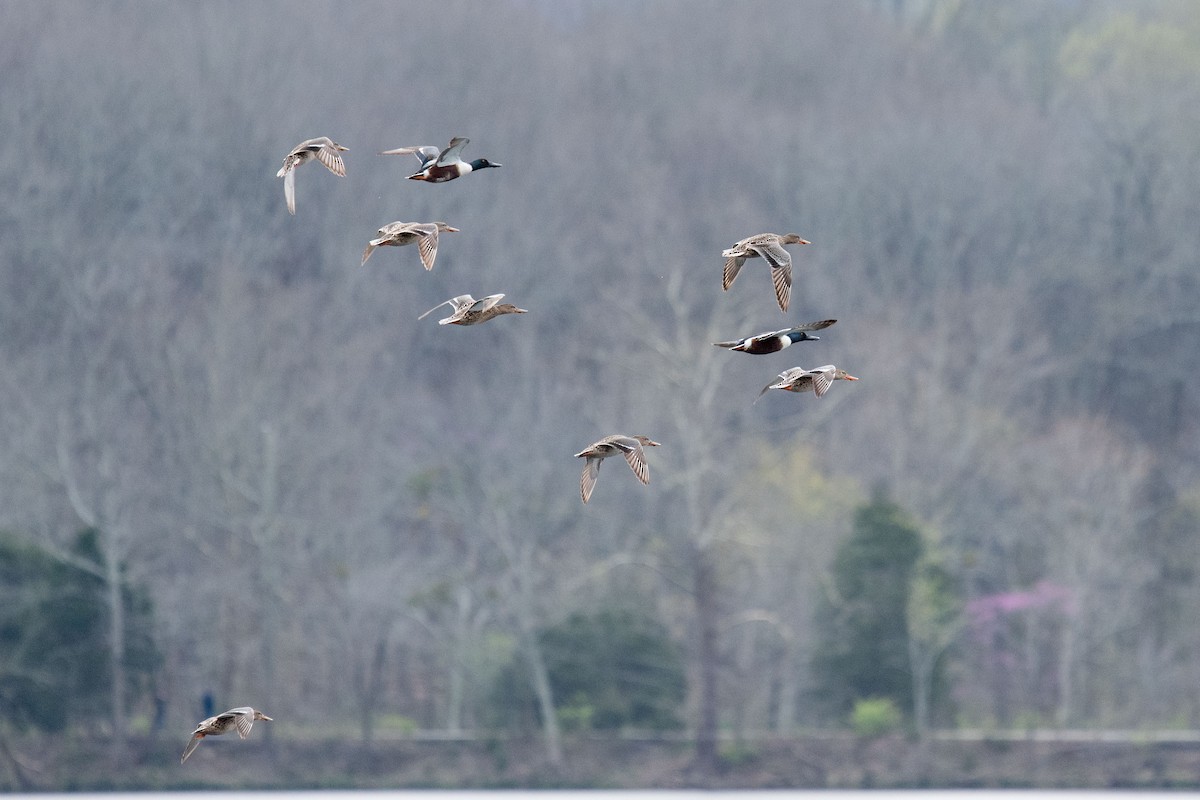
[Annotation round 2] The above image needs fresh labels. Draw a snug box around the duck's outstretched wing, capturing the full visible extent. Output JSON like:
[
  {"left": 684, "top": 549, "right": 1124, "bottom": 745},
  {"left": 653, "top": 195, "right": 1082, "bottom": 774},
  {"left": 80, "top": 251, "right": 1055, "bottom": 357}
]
[
  {"left": 618, "top": 442, "right": 651, "bottom": 485},
  {"left": 411, "top": 224, "right": 441, "bottom": 270},
  {"left": 437, "top": 137, "right": 469, "bottom": 165},
  {"left": 315, "top": 143, "right": 347, "bottom": 176},
  {"left": 283, "top": 167, "right": 297, "bottom": 215},
  {"left": 579, "top": 458, "right": 601, "bottom": 504},
  {"left": 748, "top": 241, "right": 793, "bottom": 311},
  {"left": 750, "top": 240, "right": 792, "bottom": 271},
  {"left": 722, "top": 255, "right": 745, "bottom": 291},
  {"left": 180, "top": 735, "right": 203, "bottom": 764},
  {"left": 472, "top": 293, "right": 505, "bottom": 313},
  {"left": 791, "top": 319, "right": 836, "bottom": 332},
  {"left": 419, "top": 295, "right": 471, "bottom": 321},
  {"left": 810, "top": 365, "right": 837, "bottom": 398},
  {"left": 232, "top": 711, "right": 256, "bottom": 739},
  {"left": 379, "top": 145, "right": 439, "bottom": 168},
  {"left": 769, "top": 262, "right": 791, "bottom": 312}
]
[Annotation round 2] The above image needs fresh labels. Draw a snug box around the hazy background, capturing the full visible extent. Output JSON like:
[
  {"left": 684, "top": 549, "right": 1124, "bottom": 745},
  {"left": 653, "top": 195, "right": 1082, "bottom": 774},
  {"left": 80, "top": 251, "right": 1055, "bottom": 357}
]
[{"left": 2, "top": 0, "right": 1199, "bottom": 786}]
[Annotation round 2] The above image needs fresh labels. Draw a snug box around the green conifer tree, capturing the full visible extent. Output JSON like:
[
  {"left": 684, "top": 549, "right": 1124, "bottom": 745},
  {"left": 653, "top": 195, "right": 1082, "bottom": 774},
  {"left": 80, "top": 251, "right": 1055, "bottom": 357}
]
[{"left": 811, "top": 490, "right": 923, "bottom": 722}]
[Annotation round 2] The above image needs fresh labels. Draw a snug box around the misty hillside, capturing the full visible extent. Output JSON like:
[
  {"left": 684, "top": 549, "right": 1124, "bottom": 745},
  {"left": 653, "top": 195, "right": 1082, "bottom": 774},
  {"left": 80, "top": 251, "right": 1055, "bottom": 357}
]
[{"left": 2, "top": 0, "right": 1199, "bottom": 785}]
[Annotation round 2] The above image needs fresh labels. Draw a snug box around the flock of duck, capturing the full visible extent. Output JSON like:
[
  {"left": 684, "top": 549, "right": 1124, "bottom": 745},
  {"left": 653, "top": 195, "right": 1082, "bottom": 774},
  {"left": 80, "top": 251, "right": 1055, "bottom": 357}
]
[{"left": 179, "top": 133, "right": 858, "bottom": 764}]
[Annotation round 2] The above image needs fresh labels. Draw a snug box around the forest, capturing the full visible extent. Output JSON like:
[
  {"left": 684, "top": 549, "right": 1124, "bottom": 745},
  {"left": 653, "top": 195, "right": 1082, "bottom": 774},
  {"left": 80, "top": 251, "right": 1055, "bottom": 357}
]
[{"left": 2, "top": 0, "right": 1200, "bottom": 789}]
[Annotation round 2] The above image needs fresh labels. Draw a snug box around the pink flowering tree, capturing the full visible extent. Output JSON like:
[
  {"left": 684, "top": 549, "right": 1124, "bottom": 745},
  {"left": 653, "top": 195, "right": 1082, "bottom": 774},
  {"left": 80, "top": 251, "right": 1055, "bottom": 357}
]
[{"left": 965, "top": 581, "right": 1075, "bottom": 726}]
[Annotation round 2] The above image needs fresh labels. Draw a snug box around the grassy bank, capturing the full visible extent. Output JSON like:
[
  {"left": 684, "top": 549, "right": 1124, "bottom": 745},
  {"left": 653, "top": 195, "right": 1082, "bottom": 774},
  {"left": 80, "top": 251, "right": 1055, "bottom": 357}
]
[{"left": 6, "top": 731, "right": 1200, "bottom": 791}]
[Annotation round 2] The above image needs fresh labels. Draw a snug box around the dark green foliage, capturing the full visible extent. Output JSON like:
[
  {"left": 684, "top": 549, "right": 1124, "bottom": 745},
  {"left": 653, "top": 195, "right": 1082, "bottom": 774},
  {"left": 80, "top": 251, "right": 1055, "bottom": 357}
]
[
  {"left": 0, "top": 529, "right": 159, "bottom": 732},
  {"left": 811, "top": 493, "right": 923, "bottom": 723},
  {"left": 493, "top": 609, "right": 686, "bottom": 732}
]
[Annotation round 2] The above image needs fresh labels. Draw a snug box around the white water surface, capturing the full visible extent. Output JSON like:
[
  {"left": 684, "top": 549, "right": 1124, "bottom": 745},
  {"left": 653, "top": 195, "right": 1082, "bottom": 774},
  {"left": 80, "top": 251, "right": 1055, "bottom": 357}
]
[{"left": 10, "top": 792, "right": 1200, "bottom": 800}]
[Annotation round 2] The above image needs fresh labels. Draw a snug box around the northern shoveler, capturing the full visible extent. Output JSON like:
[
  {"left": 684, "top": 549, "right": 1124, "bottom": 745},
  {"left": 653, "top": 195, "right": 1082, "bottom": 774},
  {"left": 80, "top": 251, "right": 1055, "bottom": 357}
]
[
  {"left": 418, "top": 293, "right": 527, "bottom": 325},
  {"left": 180, "top": 707, "right": 272, "bottom": 764},
  {"left": 380, "top": 137, "right": 500, "bottom": 182},
  {"left": 722, "top": 233, "right": 811, "bottom": 312},
  {"left": 276, "top": 137, "right": 348, "bottom": 215},
  {"left": 714, "top": 319, "right": 837, "bottom": 353},
  {"left": 756, "top": 365, "right": 858, "bottom": 402},
  {"left": 574, "top": 434, "right": 661, "bottom": 504},
  {"left": 361, "top": 221, "right": 460, "bottom": 269}
]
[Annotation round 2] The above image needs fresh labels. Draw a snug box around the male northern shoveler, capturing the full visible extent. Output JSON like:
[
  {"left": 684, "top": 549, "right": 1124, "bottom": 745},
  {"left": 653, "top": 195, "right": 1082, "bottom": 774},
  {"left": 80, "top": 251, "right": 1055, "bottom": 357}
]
[
  {"left": 574, "top": 434, "right": 661, "bottom": 505},
  {"left": 756, "top": 365, "right": 858, "bottom": 402},
  {"left": 180, "top": 707, "right": 272, "bottom": 764},
  {"left": 380, "top": 137, "right": 500, "bottom": 183},
  {"left": 714, "top": 320, "right": 837, "bottom": 353},
  {"left": 276, "top": 137, "right": 348, "bottom": 215},
  {"left": 361, "top": 221, "right": 460, "bottom": 269},
  {"left": 418, "top": 293, "right": 527, "bottom": 326},
  {"left": 722, "top": 233, "right": 811, "bottom": 312}
]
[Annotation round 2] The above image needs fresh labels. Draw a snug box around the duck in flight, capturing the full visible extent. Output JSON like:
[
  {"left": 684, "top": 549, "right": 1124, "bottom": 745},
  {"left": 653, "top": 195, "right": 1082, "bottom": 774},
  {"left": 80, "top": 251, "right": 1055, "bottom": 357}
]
[
  {"left": 722, "top": 232, "right": 811, "bottom": 312},
  {"left": 276, "top": 137, "right": 348, "bottom": 215},
  {"left": 180, "top": 706, "right": 272, "bottom": 764},
  {"left": 361, "top": 221, "right": 459, "bottom": 269},
  {"left": 380, "top": 137, "right": 500, "bottom": 183},
  {"left": 756, "top": 365, "right": 858, "bottom": 402},
  {"left": 574, "top": 434, "right": 661, "bottom": 504},
  {"left": 418, "top": 293, "right": 527, "bottom": 326},
  {"left": 714, "top": 320, "right": 836, "bottom": 354}
]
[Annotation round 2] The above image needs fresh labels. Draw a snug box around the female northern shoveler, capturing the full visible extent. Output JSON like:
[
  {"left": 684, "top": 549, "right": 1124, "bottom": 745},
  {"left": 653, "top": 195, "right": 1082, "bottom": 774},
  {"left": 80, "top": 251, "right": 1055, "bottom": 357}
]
[
  {"left": 722, "top": 233, "right": 811, "bottom": 312},
  {"left": 714, "top": 319, "right": 837, "bottom": 353},
  {"left": 276, "top": 137, "right": 348, "bottom": 215},
  {"left": 180, "top": 706, "right": 272, "bottom": 764},
  {"left": 574, "top": 434, "right": 661, "bottom": 504},
  {"left": 380, "top": 137, "right": 500, "bottom": 183},
  {"left": 361, "top": 221, "right": 460, "bottom": 269},
  {"left": 756, "top": 365, "right": 858, "bottom": 402},
  {"left": 418, "top": 293, "right": 527, "bottom": 326}
]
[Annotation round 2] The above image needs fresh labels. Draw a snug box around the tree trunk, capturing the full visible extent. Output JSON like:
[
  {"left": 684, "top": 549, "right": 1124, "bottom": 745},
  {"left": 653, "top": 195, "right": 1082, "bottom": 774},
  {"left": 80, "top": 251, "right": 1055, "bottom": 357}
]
[
  {"left": 774, "top": 637, "right": 798, "bottom": 733},
  {"left": 104, "top": 529, "right": 127, "bottom": 768},
  {"left": 521, "top": 624, "right": 563, "bottom": 767},
  {"left": 693, "top": 546, "right": 719, "bottom": 774},
  {"left": 489, "top": 502, "right": 563, "bottom": 767},
  {"left": 357, "top": 638, "right": 386, "bottom": 743},
  {"left": 57, "top": 414, "right": 129, "bottom": 765},
  {"left": 0, "top": 725, "right": 36, "bottom": 792},
  {"left": 445, "top": 586, "right": 472, "bottom": 733},
  {"left": 254, "top": 423, "right": 281, "bottom": 748},
  {"left": 909, "top": 637, "right": 932, "bottom": 737},
  {"left": 1056, "top": 615, "right": 1075, "bottom": 727}
]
